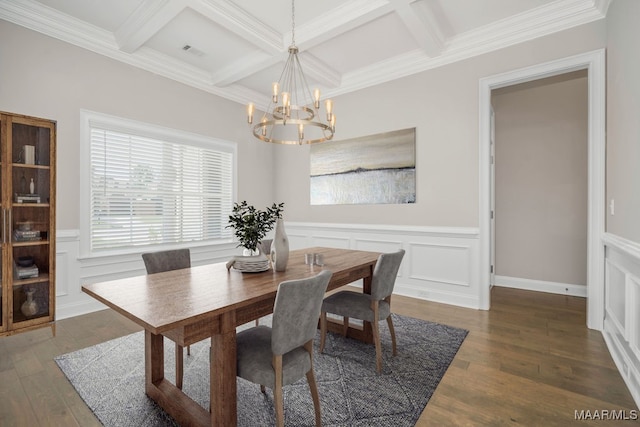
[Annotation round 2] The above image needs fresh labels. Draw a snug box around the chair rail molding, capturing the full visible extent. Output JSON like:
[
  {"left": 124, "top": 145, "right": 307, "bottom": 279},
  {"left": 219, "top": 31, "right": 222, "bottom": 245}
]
[{"left": 602, "top": 232, "right": 640, "bottom": 409}]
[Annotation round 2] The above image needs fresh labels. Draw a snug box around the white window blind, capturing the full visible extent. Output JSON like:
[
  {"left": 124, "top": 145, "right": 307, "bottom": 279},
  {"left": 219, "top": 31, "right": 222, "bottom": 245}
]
[{"left": 88, "top": 124, "right": 234, "bottom": 252}]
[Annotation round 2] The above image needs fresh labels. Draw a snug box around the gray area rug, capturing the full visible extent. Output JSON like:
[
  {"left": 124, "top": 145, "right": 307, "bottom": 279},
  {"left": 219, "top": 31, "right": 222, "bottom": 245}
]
[{"left": 55, "top": 314, "right": 467, "bottom": 426}]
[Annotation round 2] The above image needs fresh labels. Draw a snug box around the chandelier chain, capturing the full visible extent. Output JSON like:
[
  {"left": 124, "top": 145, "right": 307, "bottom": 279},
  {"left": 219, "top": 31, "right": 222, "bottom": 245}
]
[{"left": 291, "top": 0, "right": 296, "bottom": 46}]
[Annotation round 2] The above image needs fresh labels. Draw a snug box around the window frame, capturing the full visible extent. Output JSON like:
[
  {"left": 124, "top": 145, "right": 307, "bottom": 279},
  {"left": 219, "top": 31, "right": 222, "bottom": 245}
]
[{"left": 79, "top": 110, "right": 237, "bottom": 258}]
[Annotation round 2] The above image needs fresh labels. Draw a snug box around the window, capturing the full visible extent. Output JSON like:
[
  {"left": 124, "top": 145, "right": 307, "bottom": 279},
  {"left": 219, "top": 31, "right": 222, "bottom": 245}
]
[{"left": 80, "top": 111, "right": 236, "bottom": 255}]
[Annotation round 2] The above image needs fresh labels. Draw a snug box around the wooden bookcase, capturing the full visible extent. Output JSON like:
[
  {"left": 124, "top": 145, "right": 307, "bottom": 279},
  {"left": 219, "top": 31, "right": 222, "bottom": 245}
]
[{"left": 0, "top": 112, "right": 56, "bottom": 337}]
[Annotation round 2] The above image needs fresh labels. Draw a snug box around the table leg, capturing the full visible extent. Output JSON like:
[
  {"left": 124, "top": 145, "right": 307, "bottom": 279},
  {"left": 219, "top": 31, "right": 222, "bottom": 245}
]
[
  {"left": 145, "top": 330, "right": 164, "bottom": 391},
  {"left": 362, "top": 273, "right": 374, "bottom": 342},
  {"left": 211, "top": 310, "right": 237, "bottom": 427}
]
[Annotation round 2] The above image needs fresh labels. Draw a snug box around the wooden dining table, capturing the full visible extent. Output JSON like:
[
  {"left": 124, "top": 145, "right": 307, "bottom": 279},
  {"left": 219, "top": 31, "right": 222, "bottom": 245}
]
[{"left": 81, "top": 246, "right": 380, "bottom": 427}]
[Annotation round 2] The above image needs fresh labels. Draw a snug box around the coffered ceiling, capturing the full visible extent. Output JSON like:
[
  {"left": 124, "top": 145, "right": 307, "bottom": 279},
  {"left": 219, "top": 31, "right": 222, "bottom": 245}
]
[{"left": 0, "top": 0, "right": 609, "bottom": 106}]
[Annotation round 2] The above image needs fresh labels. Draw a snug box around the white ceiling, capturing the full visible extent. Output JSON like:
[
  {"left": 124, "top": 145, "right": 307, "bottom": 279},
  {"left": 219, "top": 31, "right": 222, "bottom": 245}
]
[{"left": 1, "top": 0, "right": 609, "bottom": 106}]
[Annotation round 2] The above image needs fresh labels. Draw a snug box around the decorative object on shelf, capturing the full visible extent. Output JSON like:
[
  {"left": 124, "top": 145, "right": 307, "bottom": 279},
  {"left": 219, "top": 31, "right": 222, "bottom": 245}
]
[
  {"left": 226, "top": 201, "right": 284, "bottom": 255},
  {"left": 20, "top": 288, "right": 38, "bottom": 317},
  {"left": 271, "top": 218, "right": 289, "bottom": 272},
  {"left": 245, "top": 0, "right": 335, "bottom": 145},
  {"left": 24, "top": 145, "right": 35, "bottom": 165},
  {"left": 29, "top": 178, "right": 34, "bottom": 194}
]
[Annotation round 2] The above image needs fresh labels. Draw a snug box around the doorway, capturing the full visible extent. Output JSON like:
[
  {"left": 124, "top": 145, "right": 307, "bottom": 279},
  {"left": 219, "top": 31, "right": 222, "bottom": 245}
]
[
  {"left": 478, "top": 49, "right": 606, "bottom": 330},
  {"left": 492, "top": 71, "right": 588, "bottom": 296}
]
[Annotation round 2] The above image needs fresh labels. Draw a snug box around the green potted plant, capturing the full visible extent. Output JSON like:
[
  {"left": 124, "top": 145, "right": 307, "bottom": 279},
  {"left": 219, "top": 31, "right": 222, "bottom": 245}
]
[{"left": 226, "top": 201, "right": 284, "bottom": 255}]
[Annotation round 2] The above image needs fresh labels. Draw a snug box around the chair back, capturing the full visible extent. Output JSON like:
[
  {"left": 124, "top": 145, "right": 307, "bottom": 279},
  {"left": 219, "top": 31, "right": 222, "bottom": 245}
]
[
  {"left": 371, "top": 250, "right": 405, "bottom": 300},
  {"left": 142, "top": 249, "right": 191, "bottom": 274},
  {"left": 271, "top": 270, "right": 332, "bottom": 356}
]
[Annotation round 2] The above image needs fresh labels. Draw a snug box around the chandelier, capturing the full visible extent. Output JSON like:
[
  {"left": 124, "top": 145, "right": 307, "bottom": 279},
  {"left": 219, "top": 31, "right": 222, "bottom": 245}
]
[{"left": 246, "top": 0, "right": 335, "bottom": 145}]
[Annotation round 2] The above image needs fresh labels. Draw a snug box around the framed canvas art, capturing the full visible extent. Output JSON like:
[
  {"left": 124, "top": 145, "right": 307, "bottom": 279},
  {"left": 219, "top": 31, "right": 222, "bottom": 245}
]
[{"left": 310, "top": 128, "right": 416, "bottom": 205}]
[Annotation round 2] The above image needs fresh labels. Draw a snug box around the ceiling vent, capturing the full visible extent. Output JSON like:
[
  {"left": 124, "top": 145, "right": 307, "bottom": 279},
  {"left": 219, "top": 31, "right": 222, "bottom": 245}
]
[{"left": 182, "top": 45, "right": 205, "bottom": 57}]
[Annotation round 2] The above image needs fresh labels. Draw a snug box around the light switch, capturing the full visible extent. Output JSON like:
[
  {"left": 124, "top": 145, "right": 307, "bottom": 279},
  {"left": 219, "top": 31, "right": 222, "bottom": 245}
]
[{"left": 610, "top": 199, "right": 615, "bottom": 215}]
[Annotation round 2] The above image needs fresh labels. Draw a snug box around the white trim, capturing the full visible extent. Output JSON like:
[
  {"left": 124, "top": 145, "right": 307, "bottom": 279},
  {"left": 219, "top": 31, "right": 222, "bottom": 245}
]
[
  {"left": 478, "top": 49, "right": 606, "bottom": 331},
  {"left": 494, "top": 275, "right": 587, "bottom": 298},
  {"left": 603, "top": 233, "right": 640, "bottom": 262}
]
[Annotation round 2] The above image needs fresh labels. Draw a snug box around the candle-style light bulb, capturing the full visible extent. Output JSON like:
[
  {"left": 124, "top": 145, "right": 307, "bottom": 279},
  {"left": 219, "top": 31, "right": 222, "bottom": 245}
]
[
  {"left": 282, "top": 92, "right": 290, "bottom": 117},
  {"left": 325, "top": 99, "right": 333, "bottom": 121},
  {"left": 261, "top": 117, "right": 267, "bottom": 136},
  {"left": 272, "top": 82, "right": 279, "bottom": 103},
  {"left": 298, "top": 124, "right": 304, "bottom": 143},
  {"left": 247, "top": 103, "right": 254, "bottom": 124},
  {"left": 313, "top": 88, "right": 321, "bottom": 109},
  {"left": 330, "top": 114, "right": 336, "bottom": 132}
]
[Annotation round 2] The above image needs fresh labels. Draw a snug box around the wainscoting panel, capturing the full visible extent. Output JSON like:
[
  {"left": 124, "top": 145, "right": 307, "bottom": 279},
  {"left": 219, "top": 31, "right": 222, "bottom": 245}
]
[
  {"left": 409, "top": 242, "right": 471, "bottom": 287},
  {"left": 55, "top": 230, "right": 239, "bottom": 320},
  {"left": 287, "top": 222, "right": 481, "bottom": 308},
  {"left": 602, "top": 233, "right": 640, "bottom": 409},
  {"left": 55, "top": 223, "right": 482, "bottom": 318}
]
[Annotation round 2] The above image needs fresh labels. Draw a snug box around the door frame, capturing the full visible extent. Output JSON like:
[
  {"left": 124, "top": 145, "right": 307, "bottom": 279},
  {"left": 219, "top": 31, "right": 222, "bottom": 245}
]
[{"left": 478, "top": 49, "right": 606, "bottom": 330}]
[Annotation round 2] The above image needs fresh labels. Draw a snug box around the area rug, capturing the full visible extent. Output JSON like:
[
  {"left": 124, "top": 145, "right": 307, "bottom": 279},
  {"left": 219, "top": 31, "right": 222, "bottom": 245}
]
[{"left": 55, "top": 314, "right": 467, "bottom": 426}]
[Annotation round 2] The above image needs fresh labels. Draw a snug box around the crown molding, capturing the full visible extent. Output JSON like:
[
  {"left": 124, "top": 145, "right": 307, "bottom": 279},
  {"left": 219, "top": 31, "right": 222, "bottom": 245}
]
[{"left": 0, "top": 0, "right": 609, "bottom": 106}]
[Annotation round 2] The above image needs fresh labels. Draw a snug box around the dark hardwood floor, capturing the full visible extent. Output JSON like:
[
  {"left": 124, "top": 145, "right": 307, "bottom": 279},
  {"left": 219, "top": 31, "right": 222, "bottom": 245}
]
[{"left": 0, "top": 286, "right": 635, "bottom": 426}]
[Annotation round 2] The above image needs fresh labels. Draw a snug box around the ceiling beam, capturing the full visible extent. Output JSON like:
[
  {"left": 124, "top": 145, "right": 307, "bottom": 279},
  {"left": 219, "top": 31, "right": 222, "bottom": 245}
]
[
  {"left": 292, "top": 0, "right": 394, "bottom": 51},
  {"left": 115, "top": 0, "right": 188, "bottom": 54},
  {"left": 191, "top": 0, "right": 282, "bottom": 54},
  {"left": 389, "top": 0, "right": 445, "bottom": 57}
]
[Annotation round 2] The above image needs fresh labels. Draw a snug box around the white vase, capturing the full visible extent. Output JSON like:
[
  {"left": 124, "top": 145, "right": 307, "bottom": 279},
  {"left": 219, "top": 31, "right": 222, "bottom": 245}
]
[
  {"left": 271, "top": 219, "right": 289, "bottom": 272},
  {"left": 21, "top": 289, "right": 38, "bottom": 317}
]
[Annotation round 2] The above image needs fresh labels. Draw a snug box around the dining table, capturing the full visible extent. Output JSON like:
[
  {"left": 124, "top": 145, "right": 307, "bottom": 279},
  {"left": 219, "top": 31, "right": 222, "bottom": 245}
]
[{"left": 81, "top": 246, "right": 380, "bottom": 427}]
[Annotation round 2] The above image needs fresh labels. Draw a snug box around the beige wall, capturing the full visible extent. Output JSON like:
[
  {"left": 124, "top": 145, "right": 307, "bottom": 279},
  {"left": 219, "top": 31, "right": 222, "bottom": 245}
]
[
  {"left": 492, "top": 74, "right": 588, "bottom": 285},
  {"left": 0, "top": 21, "right": 275, "bottom": 230},
  {"left": 0, "top": 18, "right": 609, "bottom": 231},
  {"left": 606, "top": 0, "right": 640, "bottom": 244},
  {"left": 273, "top": 21, "right": 606, "bottom": 227}
]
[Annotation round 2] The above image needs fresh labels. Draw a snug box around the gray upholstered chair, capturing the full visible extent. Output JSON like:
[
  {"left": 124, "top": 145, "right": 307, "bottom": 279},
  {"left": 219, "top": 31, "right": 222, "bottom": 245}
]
[
  {"left": 320, "top": 249, "right": 405, "bottom": 373},
  {"left": 141, "top": 248, "right": 191, "bottom": 389},
  {"left": 236, "top": 270, "right": 332, "bottom": 427}
]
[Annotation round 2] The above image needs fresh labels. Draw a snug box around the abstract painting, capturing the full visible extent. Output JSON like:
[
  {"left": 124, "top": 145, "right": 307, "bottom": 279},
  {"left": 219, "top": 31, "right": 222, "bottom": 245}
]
[{"left": 310, "top": 128, "right": 416, "bottom": 205}]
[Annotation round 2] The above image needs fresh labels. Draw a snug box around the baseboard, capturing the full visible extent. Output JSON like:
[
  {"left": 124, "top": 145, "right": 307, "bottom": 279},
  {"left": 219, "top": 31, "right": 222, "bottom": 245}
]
[
  {"left": 56, "top": 298, "right": 107, "bottom": 320},
  {"left": 494, "top": 275, "right": 587, "bottom": 298}
]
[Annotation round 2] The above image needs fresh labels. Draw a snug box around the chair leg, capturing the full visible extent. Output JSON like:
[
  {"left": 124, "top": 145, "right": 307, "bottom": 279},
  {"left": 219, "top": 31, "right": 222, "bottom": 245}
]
[
  {"left": 371, "top": 301, "right": 382, "bottom": 373},
  {"left": 387, "top": 315, "right": 397, "bottom": 356},
  {"left": 260, "top": 384, "right": 266, "bottom": 394},
  {"left": 273, "top": 355, "right": 284, "bottom": 427},
  {"left": 304, "top": 341, "right": 322, "bottom": 427},
  {"left": 187, "top": 345, "right": 191, "bottom": 356},
  {"left": 320, "top": 311, "right": 327, "bottom": 353},
  {"left": 342, "top": 316, "right": 349, "bottom": 336},
  {"left": 175, "top": 343, "right": 184, "bottom": 389}
]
